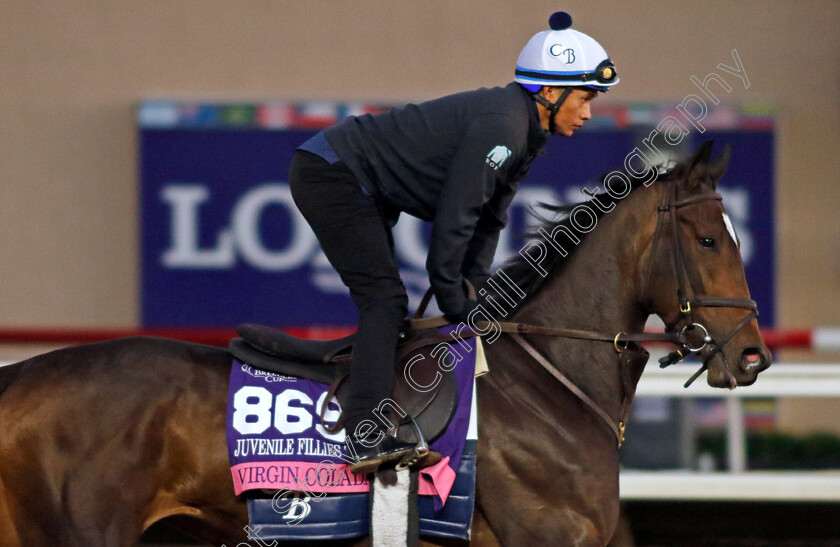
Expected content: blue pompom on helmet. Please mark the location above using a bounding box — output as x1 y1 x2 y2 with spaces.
515 12 618 92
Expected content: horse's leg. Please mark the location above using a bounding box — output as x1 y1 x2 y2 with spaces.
137 342 251 543
476 423 618 547
0 347 179 545
469 505 502 546
0 364 25 545
607 507 635 547
0 480 23 547
0 339 249 546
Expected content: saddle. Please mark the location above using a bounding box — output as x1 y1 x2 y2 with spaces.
229 323 459 444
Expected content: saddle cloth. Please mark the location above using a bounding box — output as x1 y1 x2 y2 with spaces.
226 353 475 501
226 365 477 540
225 327 480 539
229 323 478 444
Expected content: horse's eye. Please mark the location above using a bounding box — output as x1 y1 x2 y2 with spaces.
699 237 715 249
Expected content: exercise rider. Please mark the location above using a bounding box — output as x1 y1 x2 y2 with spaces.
288 11 619 474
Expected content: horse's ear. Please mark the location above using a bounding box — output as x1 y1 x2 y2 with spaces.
685 140 715 192
707 144 732 188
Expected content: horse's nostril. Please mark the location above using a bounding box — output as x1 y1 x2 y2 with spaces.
741 347 763 370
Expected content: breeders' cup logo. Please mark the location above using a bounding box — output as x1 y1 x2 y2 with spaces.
485 145 512 170
240 363 295 383
549 44 575 64
281 495 312 523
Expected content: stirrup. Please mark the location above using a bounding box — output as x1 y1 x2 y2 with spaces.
348 436 416 475
395 416 432 471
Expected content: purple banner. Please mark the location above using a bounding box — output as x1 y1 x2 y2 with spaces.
140 104 775 328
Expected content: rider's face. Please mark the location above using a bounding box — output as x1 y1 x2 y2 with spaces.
541 87 599 136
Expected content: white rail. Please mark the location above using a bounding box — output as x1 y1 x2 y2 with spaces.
620 362 840 500
635 364 840 398
620 471 840 501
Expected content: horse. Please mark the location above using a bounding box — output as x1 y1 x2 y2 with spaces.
0 141 770 546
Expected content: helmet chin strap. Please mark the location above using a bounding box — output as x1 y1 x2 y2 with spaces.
533 87 573 133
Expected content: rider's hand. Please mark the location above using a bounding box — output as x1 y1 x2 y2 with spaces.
444 299 480 324
467 275 490 293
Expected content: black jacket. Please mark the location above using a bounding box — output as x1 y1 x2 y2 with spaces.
325 82 548 315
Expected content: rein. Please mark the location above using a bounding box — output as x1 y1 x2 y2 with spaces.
410 180 759 447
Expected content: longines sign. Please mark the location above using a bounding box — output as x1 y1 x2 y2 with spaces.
139 105 774 328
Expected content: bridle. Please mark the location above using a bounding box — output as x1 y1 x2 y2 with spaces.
410 178 759 446
641 178 759 387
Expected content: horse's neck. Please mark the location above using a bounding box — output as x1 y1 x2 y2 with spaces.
507 184 661 416
515 184 659 334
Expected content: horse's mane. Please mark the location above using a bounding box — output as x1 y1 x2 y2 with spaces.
485 162 678 318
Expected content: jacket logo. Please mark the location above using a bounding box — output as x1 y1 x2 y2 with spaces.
486 145 512 170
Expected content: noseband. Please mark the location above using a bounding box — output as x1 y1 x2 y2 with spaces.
641 179 759 387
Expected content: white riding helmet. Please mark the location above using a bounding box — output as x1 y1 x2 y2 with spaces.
515 12 618 92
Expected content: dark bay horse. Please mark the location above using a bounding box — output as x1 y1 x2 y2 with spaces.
0 142 770 546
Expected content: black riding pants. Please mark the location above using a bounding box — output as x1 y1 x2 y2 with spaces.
289 150 408 437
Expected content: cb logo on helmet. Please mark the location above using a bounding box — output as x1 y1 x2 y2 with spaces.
549 44 576 64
